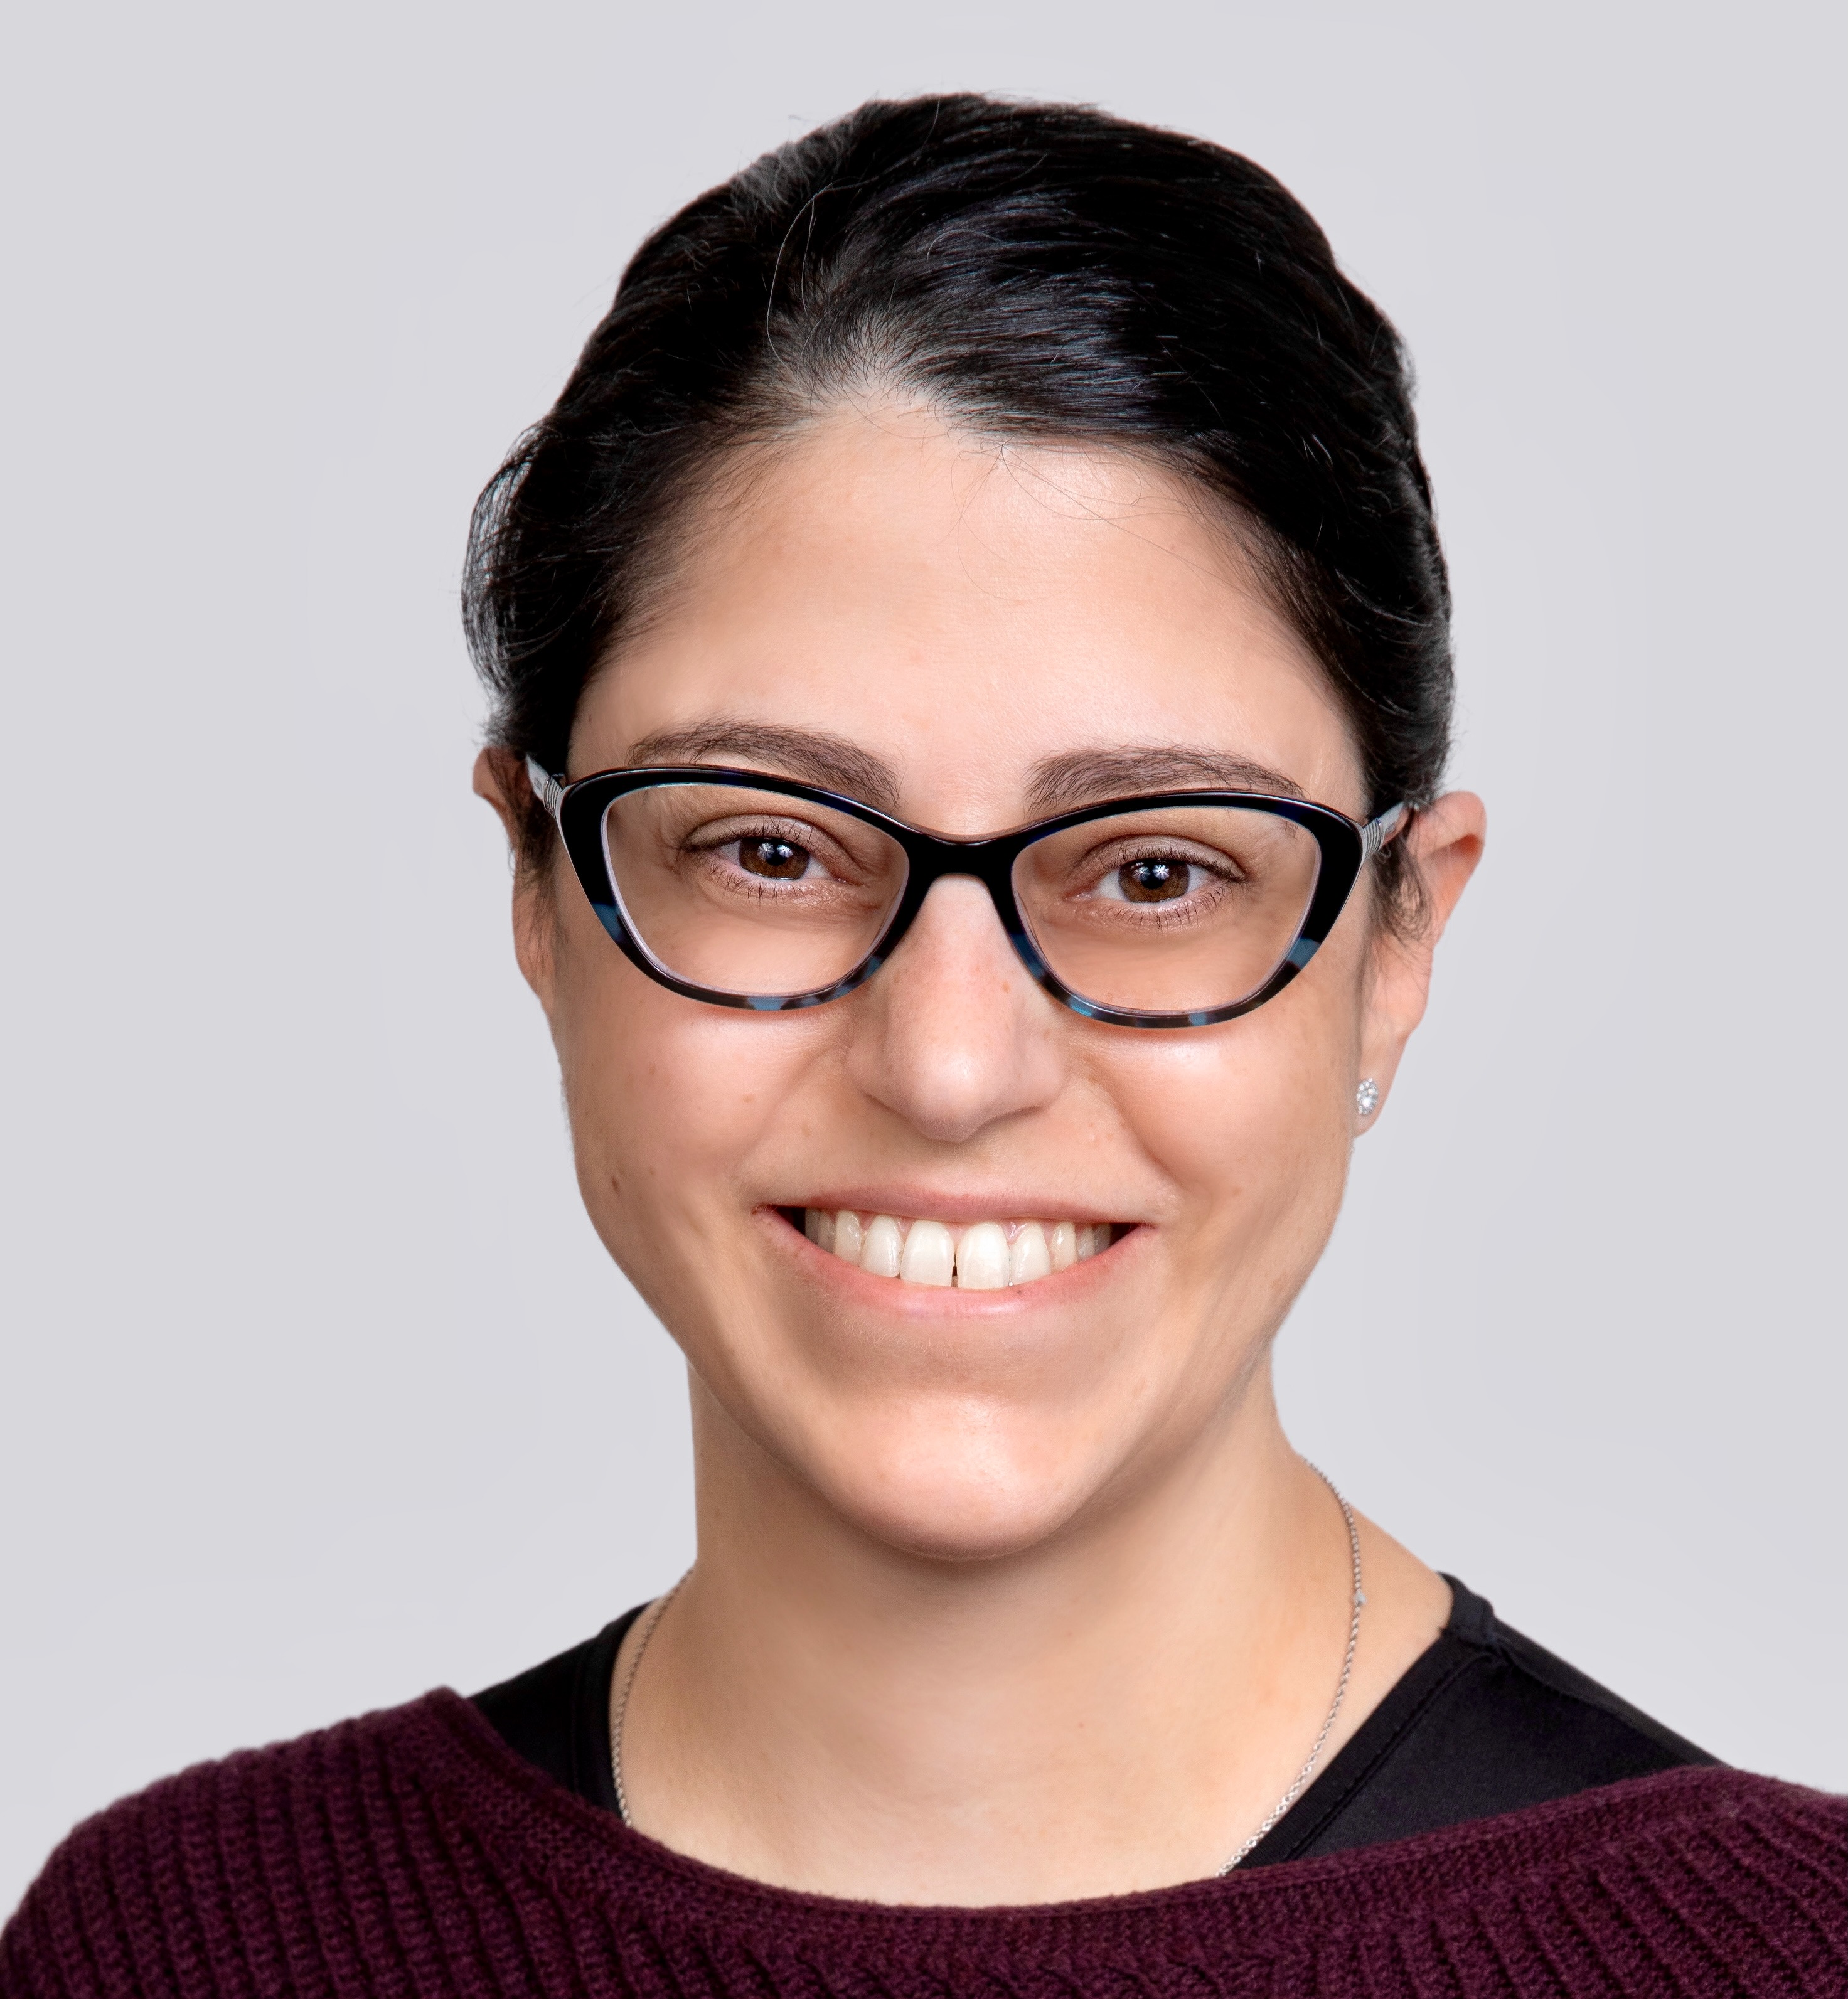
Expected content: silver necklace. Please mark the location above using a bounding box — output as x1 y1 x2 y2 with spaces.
609 1572 686 1827
609 1464 1364 1874
1216 1463 1364 1872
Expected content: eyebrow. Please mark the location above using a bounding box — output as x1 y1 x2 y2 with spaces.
620 722 1305 822
1022 746 1306 816
623 721 903 813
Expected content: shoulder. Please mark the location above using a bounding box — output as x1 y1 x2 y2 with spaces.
1421 1576 1718 1797
471 1613 633 1811
1450 1579 1716 1766
1260 1766 1848 1986
0 1692 501 1999
1151 1768 1848 1997
1261 1576 1720 1864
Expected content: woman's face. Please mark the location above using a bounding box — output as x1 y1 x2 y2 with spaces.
494 405 1473 1562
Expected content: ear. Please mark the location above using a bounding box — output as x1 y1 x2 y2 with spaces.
1354 790 1487 1129
473 747 560 1016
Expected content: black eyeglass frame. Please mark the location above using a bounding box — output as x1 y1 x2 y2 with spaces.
527 759 1407 1031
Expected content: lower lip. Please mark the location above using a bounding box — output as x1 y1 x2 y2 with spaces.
761 1208 1142 1313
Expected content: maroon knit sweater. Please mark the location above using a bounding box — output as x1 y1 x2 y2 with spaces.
3 1688 1844 1998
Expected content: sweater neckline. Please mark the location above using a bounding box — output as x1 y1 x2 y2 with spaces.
409 1682 1783 1936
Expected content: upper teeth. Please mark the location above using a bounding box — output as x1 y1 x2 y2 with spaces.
802 1210 1110 1287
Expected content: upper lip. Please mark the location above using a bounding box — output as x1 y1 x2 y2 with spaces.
772 1188 1135 1225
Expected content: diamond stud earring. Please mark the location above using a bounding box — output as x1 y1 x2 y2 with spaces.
1355 1077 1380 1117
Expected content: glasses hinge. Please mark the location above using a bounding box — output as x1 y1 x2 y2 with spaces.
525 756 565 821
1362 802 1408 860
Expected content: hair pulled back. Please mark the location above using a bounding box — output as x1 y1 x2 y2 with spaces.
465 94 1453 921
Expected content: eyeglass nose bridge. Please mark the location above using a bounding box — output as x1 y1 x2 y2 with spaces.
864 845 1049 993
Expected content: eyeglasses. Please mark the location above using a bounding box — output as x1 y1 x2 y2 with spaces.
527 759 1407 1030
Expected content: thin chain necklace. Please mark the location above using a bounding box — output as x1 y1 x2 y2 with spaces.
608 1462 1364 1875
609 1572 685 1828
1216 1463 1364 1872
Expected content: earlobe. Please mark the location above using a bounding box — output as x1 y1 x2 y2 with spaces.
511 889 560 1018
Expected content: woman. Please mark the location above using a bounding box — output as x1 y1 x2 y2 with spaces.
5 94 1840 1998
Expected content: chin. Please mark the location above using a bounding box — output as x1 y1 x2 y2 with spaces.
786 1398 1132 1565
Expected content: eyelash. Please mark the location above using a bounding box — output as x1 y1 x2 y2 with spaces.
685 822 852 883
1084 846 1242 888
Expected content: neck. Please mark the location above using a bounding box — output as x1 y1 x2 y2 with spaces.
616 1359 1448 1904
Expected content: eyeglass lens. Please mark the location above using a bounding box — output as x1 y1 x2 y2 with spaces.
600 784 1323 1013
1010 805 1320 1013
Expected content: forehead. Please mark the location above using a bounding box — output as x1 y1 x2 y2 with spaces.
574 404 1362 828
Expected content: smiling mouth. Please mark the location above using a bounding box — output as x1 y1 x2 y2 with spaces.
781 1208 1119 1289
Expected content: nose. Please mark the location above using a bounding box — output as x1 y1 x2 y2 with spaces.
843 875 1065 1144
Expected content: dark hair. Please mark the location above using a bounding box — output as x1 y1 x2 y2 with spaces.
464 94 1452 922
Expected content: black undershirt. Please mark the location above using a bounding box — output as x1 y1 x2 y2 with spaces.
473 1576 1714 1869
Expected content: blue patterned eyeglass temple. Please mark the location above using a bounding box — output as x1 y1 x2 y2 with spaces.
527 757 1407 1031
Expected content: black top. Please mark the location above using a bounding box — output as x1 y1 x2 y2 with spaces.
473 1575 1714 1869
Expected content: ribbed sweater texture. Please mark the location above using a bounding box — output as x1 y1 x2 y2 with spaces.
3 1689 1843 1998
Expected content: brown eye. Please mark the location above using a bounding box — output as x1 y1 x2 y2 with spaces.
1118 858 1188 902
740 836 809 879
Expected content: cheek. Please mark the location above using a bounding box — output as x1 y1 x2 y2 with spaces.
549 942 809 1261
1106 976 1355 1306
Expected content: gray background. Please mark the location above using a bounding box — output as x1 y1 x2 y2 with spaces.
3 0 1842 1914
